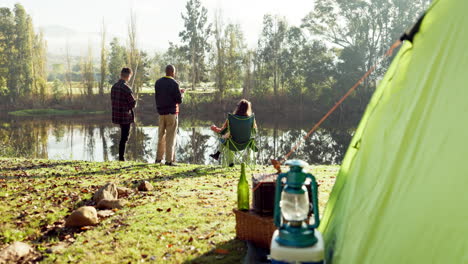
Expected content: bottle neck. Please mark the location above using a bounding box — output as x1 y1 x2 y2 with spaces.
240 164 246 181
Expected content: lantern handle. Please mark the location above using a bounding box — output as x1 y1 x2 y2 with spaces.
273 173 287 227
307 173 320 229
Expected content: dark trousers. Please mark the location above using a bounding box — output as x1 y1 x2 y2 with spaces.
119 124 131 161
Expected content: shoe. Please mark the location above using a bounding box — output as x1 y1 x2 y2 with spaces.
165 162 179 166
119 157 125 161
229 163 234 167
155 159 161 164
209 151 221 160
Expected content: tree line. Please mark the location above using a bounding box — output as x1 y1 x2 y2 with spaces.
0 4 47 103
0 0 431 112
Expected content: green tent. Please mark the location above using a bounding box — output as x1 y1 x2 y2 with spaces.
319 0 468 263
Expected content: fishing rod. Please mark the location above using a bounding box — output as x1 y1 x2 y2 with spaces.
270 39 402 174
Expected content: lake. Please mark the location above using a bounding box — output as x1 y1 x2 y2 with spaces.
0 114 354 165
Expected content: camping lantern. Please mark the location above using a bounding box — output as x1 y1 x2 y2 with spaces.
273 160 320 246
270 160 324 264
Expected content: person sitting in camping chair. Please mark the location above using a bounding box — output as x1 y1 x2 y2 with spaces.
209 99 258 167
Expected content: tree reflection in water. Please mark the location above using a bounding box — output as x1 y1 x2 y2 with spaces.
0 117 353 165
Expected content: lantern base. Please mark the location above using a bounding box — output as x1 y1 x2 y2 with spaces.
270 230 325 264
276 225 318 247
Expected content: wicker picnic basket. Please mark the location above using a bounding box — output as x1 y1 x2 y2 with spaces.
233 173 314 248
252 173 278 216
233 209 277 248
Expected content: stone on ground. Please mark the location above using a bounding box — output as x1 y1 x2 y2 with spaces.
97 210 115 218
138 181 154 191
117 187 133 198
93 182 118 203
0 241 38 264
96 199 126 210
65 206 98 227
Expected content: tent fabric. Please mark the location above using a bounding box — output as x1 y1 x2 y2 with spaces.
319 0 468 263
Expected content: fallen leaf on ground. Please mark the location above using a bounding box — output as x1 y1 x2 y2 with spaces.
214 249 230 255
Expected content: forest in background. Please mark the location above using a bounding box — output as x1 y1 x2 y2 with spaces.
0 0 431 123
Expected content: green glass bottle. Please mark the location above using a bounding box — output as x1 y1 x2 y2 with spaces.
238 163 250 211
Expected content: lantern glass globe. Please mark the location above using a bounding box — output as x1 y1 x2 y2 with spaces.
280 188 309 223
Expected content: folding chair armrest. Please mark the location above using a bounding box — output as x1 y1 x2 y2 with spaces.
220 126 228 135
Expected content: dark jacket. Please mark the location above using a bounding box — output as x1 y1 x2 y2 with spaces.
155 76 182 115
111 79 136 124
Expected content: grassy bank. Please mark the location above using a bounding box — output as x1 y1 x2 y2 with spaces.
0 158 338 263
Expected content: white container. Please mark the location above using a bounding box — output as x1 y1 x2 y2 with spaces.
270 230 325 264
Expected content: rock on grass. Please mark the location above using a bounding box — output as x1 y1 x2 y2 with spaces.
65 206 99 227
96 199 126 210
0 241 38 264
117 187 134 198
97 210 115 218
138 181 154 192
93 182 118 204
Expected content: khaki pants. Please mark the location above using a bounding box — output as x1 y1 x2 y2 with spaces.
156 114 178 162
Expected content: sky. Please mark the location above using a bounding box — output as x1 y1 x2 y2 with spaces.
2 0 315 56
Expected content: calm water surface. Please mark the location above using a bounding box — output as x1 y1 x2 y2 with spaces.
0 115 354 165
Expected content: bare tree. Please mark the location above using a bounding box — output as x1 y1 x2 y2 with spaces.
127 11 139 93
82 44 95 96
213 9 226 100
65 39 73 99
99 19 108 96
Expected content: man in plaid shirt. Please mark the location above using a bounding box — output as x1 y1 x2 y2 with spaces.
111 68 136 161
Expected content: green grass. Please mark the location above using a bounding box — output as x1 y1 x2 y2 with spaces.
8 109 107 116
0 158 338 263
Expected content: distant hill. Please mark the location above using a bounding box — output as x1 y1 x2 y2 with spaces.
39 24 101 57
41 25 77 37
39 24 160 59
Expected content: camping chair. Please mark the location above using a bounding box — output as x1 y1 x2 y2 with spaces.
219 113 258 167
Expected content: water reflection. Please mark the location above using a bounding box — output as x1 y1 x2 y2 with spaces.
0 116 353 165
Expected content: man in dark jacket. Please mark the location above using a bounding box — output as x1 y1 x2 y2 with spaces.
155 65 185 165
111 68 136 161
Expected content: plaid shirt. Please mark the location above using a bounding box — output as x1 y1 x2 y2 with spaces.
111 79 136 124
